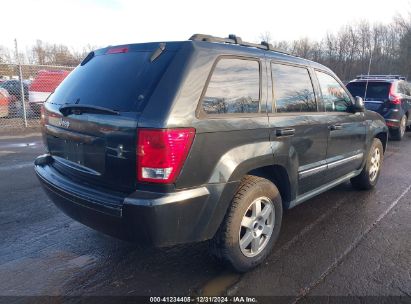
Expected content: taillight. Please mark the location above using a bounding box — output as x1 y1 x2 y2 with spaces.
389 84 401 105
137 128 195 184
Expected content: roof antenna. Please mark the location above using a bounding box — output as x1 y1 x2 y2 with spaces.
364 47 373 101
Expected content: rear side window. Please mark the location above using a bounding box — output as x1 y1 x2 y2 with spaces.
398 81 411 96
202 58 260 115
407 83 411 96
346 81 391 100
47 51 175 112
271 64 316 113
316 71 352 112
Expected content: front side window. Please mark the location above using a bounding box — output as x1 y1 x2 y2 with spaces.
316 71 352 112
271 64 316 113
202 58 260 115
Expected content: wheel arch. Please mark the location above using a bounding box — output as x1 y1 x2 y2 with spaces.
248 165 292 209
375 131 388 153
207 163 293 241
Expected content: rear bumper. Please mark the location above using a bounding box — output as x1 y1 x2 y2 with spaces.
35 154 234 247
385 119 401 128
29 102 43 114
382 108 405 128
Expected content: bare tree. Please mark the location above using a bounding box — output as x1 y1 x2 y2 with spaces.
259 31 273 44
11 11 411 79
262 12 411 81
0 46 12 63
31 40 48 65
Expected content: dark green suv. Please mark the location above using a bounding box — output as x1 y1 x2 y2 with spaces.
35 34 388 272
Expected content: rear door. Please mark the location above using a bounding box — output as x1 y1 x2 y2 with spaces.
269 62 329 195
42 44 178 193
315 71 366 182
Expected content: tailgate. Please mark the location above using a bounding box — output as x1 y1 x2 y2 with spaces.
43 103 138 193
40 44 178 193
364 99 386 113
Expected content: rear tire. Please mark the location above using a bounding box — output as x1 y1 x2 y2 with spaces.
210 176 282 272
29 103 41 118
350 138 383 190
390 115 406 141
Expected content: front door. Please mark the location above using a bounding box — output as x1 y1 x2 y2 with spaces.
315 71 367 182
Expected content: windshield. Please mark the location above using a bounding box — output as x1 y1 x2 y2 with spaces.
47 50 175 112
346 82 391 100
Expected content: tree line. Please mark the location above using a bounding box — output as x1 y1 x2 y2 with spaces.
0 40 96 67
261 12 411 81
1 11 410 80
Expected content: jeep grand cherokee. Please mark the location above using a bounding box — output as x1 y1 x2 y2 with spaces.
35 34 388 272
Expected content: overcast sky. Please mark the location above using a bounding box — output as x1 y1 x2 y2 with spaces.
3 0 411 52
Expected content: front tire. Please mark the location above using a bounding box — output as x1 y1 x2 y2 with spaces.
350 138 383 190
211 176 283 272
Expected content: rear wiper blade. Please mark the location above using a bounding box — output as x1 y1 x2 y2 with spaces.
59 104 120 116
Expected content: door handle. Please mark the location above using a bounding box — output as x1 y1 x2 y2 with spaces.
276 128 295 137
329 124 343 131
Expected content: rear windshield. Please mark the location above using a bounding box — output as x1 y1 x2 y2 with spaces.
47 50 175 112
346 82 391 100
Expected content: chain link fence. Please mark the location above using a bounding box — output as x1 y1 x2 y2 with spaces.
0 63 75 129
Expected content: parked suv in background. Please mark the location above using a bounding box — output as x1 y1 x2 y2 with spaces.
35 35 388 272
0 79 29 116
346 75 411 140
29 70 70 115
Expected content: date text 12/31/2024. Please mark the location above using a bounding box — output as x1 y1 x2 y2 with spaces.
149 296 258 303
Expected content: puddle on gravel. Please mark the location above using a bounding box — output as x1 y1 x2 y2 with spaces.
0 142 39 149
199 271 241 296
0 151 16 155
68 255 97 268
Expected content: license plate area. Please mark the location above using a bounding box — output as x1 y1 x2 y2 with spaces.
63 140 85 165
365 102 383 112
47 135 105 174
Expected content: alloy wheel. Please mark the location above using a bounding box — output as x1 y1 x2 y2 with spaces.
369 147 381 182
239 197 275 257
400 116 406 138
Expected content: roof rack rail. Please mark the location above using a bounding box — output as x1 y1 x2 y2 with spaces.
356 75 407 80
189 34 290 55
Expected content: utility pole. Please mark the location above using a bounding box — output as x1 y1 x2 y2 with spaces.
14 39 28 127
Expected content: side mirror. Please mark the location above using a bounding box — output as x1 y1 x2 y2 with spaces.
354 96 365 112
